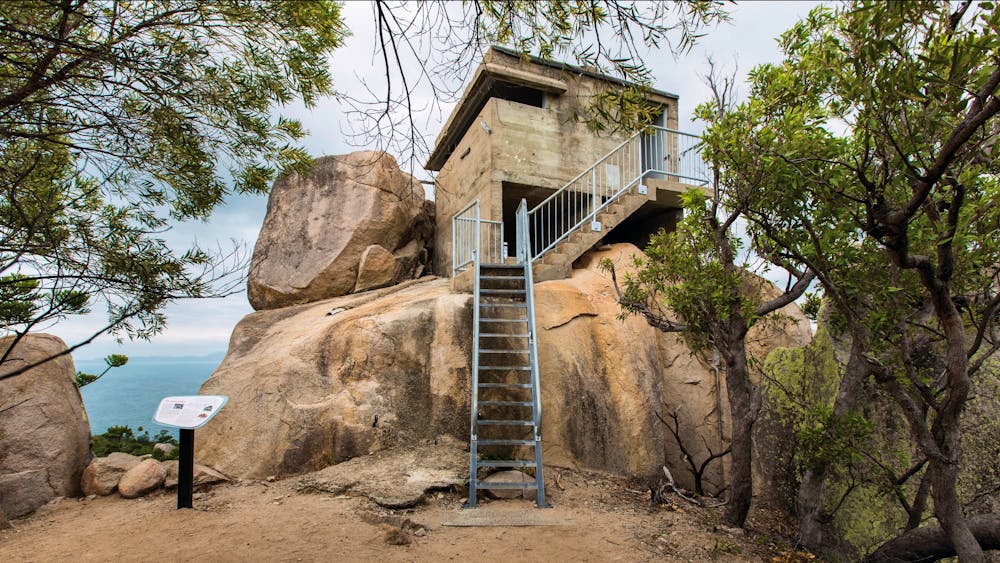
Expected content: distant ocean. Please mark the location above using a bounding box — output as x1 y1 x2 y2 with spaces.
77 354 223 439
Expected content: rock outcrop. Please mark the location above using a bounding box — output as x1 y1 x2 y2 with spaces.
198 243 811 490
298 442 467 508
0 334 91 519
162 461 228 489
247 151 433 310
198 277 472 478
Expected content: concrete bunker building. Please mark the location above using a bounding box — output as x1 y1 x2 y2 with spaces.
427 46 710 280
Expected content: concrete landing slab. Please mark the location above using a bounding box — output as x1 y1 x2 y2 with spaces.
442 505 575 527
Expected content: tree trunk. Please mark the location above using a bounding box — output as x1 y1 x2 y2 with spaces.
929 459 984 561
928 289 983 561
864 513 1000 563
722 344 760 527
796 328 871 551
906 471 931 531
796 467 827 549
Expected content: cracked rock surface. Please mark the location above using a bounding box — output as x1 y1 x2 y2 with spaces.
298 443 467 508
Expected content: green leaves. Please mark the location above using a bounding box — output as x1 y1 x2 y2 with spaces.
74 354 128 388
0 0 346 362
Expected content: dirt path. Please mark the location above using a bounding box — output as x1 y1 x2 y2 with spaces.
0 469 799 562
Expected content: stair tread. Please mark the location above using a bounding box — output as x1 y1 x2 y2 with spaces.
480 303 527 308
480 264 523 269
480 276 525 281
481 289 526 294
479 333 529 337
478 419 534 426
479 349 530 353
479 366 531 370
476 460 537 468
479 318 527 322
479 401 533 407
477 439 535 445
478 382 532 388
474 481 536 490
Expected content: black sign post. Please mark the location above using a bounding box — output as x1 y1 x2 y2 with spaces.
152 395 227 510
177 428 195 509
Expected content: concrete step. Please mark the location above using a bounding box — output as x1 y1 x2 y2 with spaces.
531 189 649 282
533 262 571 283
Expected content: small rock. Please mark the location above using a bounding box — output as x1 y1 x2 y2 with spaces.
266 475 277 482
717 525 744 536
413 528 427 537
382 526 411 546
118 459 166 499
81 453 142 496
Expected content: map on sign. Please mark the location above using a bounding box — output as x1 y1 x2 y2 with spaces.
153 396 227 429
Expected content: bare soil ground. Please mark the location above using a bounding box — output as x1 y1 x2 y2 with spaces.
0 468 808 562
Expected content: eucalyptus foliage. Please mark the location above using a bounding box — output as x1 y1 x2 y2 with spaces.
698 1 1000 559
0 0 346 375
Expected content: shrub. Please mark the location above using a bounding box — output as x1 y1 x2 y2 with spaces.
91 425 179 460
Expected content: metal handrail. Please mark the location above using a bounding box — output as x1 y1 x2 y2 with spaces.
452 199 505 275
526 126 708 261
516 198 547 506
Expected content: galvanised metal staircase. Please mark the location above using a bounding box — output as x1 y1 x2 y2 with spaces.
454 200 548 508
451 126 708 508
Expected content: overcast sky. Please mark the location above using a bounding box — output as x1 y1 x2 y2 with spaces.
60 1 822 361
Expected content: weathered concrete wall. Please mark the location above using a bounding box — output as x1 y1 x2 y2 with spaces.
433 102 498 275
431 46 681 275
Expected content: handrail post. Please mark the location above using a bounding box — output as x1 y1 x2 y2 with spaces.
451 213 458 275
465 199 482 508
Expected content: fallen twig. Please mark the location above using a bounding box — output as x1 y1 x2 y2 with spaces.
657 466 728 508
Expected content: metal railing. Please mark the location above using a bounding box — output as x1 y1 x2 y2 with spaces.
527 126 708 261
641 126 711 186
452 199 505 274
516 198 547 506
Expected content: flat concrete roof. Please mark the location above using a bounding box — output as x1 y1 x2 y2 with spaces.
490 46 679 100
425 46 679 171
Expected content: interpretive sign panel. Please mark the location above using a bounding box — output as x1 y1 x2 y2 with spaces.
154 395 227 429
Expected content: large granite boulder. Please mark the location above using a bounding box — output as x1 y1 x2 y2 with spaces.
199 244 811 490
198 277 471 478
0 334 91 518
538 247 810 487
247 151 433 310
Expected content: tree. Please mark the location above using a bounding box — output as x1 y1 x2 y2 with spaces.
698 1 1000 558
0 0 348 376
604 182 814 527
350 0 729 166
